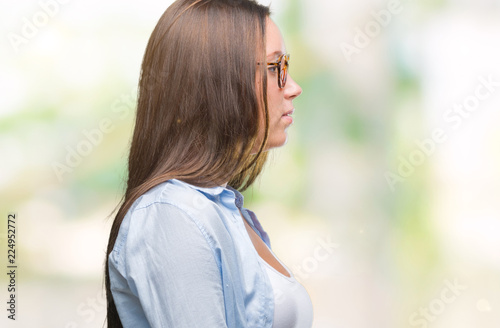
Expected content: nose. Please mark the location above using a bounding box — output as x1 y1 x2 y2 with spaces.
284 74 302 100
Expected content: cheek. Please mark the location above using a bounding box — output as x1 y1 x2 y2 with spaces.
267 89 283 120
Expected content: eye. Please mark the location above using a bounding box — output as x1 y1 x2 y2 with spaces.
267 66 278 73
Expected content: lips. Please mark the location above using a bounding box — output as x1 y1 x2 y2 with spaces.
281 108 294 125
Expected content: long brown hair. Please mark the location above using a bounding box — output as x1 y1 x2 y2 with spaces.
103 0 271 326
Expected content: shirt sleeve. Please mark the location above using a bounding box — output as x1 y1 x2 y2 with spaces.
124 202 228 328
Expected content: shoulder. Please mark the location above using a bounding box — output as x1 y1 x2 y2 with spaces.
133 179 218 218
127 179 225 242
111 179 229 261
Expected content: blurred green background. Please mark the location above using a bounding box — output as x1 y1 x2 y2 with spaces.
1 0 500 327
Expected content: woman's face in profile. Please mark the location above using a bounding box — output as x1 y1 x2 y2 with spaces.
254 18 303 153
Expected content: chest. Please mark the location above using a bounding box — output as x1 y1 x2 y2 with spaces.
240 211 291 278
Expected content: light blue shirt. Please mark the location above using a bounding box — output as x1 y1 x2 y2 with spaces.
108 178 275 327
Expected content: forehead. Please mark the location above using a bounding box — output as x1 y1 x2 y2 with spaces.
265 18 286 58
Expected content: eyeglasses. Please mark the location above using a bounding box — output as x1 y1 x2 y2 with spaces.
265 53 290 89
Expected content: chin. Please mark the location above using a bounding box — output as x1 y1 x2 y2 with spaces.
266 133 288 150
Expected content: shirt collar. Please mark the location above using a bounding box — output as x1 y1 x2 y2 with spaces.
170 178 244 209
170 178 226 196
226 186 244 209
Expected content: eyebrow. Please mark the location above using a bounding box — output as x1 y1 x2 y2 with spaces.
266 50 284 59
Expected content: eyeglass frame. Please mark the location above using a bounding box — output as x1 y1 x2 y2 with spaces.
258 53 290 89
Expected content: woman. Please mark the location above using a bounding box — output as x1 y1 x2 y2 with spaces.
104 0 313 327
